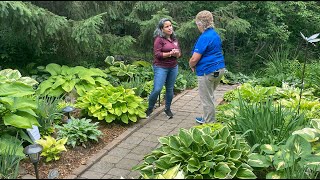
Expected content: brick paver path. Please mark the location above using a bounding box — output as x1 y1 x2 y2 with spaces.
42 84 237 179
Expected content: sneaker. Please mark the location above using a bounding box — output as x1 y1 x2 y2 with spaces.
195 117 205 124
164 109 173 119
146 108 153 118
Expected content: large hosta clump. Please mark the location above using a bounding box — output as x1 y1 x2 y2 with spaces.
0 69 39 129
133 126 256 179
76 85 147 124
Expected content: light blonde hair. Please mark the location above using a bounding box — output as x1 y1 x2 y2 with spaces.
195 10 214 30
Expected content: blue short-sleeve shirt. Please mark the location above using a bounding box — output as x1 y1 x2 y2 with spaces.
192 28 225 76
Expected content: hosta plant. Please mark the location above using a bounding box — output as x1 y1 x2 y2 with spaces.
133 126 256 179
140 164 185 179
76 85 147 124
248 135 320 179
35 136 68 162
37 63 110 97
0 70 39 130
55 117 102 148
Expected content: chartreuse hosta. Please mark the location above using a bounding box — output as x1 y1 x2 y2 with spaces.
0 69 39 130
37 63 110 97
133 126 256 179
76 85 147 124
248 119 320 179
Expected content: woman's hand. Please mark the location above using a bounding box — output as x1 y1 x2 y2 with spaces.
171 49 180 57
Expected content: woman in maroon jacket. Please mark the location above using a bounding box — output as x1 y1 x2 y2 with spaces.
146 18 181 119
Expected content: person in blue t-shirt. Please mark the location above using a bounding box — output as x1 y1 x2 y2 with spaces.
189 10 226 124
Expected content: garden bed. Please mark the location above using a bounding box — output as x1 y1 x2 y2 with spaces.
18 122 129 179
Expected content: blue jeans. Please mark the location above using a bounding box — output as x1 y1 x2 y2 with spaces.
148 65 178 110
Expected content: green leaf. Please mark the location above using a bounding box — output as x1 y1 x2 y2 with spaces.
247 153 271 168
219 126 230 141
120 114 128 124
214 162 231 179
202 134 215 148
4 113 39 129
51 77 66 89
178 128 193 147
229 149 242 160
154 159 171 170
212 143 227 153
169 136 181 150
192 128 204 144
61 79 77 92
46 63 61 76
236 167 257 179
158 136 169 145
260 144 278 154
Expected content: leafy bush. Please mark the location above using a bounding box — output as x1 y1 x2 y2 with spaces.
37 63 110 97
35 96 64 136
248 135 320 179
0 137 24 179
227 96 307 147
35 136 68 162
133 126 256 179
55 117 102 148
76 85 147 124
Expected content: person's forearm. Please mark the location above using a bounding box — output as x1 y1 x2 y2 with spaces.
189 57 198 67
189 52 201 68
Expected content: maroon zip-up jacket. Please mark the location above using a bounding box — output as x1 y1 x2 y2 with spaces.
153 36 181 68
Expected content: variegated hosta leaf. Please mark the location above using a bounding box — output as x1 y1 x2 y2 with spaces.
191 128 204 144
261 144 279 154
273 151 293 170
248 153 271 168
169 136 181 150
236 167 257 179
178 128 193 147
214 162 231 179
0 69 21 80
229 149 242 160
219 126 230 141
285 135 312 158
266 171 285 179
158 136 170 146
292 128 319 142
299 154 320 171
311 118 320 130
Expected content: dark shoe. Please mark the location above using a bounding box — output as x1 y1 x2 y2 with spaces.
146 108 153 118
195 117 205 124
164 109 173 119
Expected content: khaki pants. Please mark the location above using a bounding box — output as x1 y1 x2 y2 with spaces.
197 68 225 123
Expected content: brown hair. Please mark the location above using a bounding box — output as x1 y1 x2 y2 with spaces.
195 10 214 30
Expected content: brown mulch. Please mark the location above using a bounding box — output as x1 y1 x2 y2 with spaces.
18 121 130 179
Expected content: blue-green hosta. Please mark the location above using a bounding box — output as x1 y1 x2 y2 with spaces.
76 85 147 124
55 117 102 148
133 126 256 179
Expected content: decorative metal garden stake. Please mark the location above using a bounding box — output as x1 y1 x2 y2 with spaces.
23 144 43 179
298 32 320 114
62 106 75 123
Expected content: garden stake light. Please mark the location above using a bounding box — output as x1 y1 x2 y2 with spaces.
23 144 43 179
298 32 320 114
62 106 75 123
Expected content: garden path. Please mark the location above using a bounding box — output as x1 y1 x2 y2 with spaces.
17 84 237 179
61 84 238 179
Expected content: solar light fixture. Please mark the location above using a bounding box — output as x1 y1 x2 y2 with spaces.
62 106 75 123
23 144 43 179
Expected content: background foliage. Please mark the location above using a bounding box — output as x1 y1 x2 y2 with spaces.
1 1 320 74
